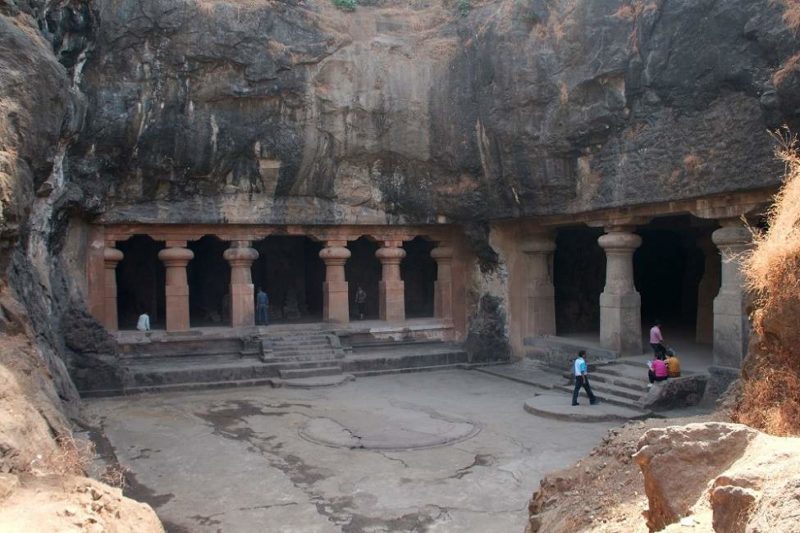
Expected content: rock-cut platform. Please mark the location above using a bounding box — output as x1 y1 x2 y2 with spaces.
524 394 650 422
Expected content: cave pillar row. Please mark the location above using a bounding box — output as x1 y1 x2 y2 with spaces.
319 241 351 323
376 240 406 322
521 232 557 337
158 241 194 332
103 243 124 332
696 236 721 344
224 241 259 328
711 218 753 385
598 226 643 356
431 244 453 321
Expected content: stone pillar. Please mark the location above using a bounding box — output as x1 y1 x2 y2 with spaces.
430 245 453 321
376 240 406 322
319 241 351 323
521 233 556 337
224 241 259 328
711 219 752 384
158 242 194 332
103 244 124 332
696 237 720 344
598 227 642 356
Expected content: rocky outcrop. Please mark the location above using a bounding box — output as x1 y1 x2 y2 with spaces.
634 422 800 532
633 422 756 530
639 375 708 412
64 0 798 226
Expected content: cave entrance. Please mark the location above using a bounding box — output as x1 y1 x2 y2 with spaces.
402 237 436 318
634 215 716 360
553 226 605 340
346 237 380 320
187 235 231 327
116 235 166 330
251 236 324 323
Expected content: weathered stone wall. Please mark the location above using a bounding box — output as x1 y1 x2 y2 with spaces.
65 0 797 227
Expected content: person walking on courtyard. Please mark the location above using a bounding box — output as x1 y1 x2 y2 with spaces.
256 287 269 326
572 350 598 406
136 312 150 332
649 320 666 359
355 284 367 320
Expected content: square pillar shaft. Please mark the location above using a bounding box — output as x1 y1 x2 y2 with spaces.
102 245 124 331
522 234 556 337
711 221 752 373
376 241 406 322
320 241 351 323
598 228 642 356
431 245 453 320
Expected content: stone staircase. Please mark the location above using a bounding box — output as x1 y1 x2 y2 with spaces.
559 360 649 410
261 332 352 384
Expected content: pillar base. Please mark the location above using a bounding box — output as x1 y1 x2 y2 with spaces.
323 281 350 323
379 280 405 322
599 291 642 356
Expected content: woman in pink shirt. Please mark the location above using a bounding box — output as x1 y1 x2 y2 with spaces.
649 320 666 360
648 357 669 384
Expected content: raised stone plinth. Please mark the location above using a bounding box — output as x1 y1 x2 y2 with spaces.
524 394 648 422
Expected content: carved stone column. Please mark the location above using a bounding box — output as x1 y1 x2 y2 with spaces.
696 237 720 344
711 219 752 383
521 233 556 337
158 242 194 332
598 227 642 356
430 245 453 321
376 240 406 322
103 244 124 332
224 241 259 328
319 241 351 323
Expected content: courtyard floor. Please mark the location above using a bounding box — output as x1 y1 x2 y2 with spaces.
83 370 616 533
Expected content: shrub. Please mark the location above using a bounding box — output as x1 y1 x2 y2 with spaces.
333 0 357 11
457 0 470 16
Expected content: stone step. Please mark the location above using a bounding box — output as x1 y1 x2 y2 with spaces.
270 340 331 347
275 374 355 389
342 349 468 373
279 366 342 379
350 339 443 351
554 384 642 409
561 370 649 392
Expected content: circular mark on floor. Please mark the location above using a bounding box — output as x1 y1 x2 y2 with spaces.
298 406 481 450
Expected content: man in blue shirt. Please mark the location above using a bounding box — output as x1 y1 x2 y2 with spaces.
256 287 269 325
572 350 599 406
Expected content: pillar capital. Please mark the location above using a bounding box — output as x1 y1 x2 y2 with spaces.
158 246 194 266
375 245 406 264
712 220 752 252
598 229 642 251
223 245 259 266
103 246 123 266
430 245 454 261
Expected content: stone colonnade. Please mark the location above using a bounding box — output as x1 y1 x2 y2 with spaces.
96 227 457 333
519 214 754 380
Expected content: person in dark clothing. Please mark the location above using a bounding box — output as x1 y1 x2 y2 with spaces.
572 350 599 406
256 287 269 325
355 285 367 320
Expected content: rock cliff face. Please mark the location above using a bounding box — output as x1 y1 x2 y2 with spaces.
65 0 798 226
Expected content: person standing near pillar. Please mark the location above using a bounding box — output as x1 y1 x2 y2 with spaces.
256 287 269 326
649 320 666 359
572 350 599 406
355 284 367 320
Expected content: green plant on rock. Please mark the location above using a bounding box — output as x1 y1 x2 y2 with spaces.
457 0 470 16
333 0 358 11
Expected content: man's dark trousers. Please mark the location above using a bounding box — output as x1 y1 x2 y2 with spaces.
572 376 597 405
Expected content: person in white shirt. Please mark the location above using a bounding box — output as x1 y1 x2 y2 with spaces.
136 312 150 331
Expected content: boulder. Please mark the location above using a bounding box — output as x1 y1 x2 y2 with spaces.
639 375 708 411
633 422 757 530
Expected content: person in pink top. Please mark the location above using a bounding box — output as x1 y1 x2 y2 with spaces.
648 357 669 385
649 320 666 360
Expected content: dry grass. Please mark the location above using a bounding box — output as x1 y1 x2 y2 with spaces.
733 132 800 436
776 0 800 33
26 434 95 477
